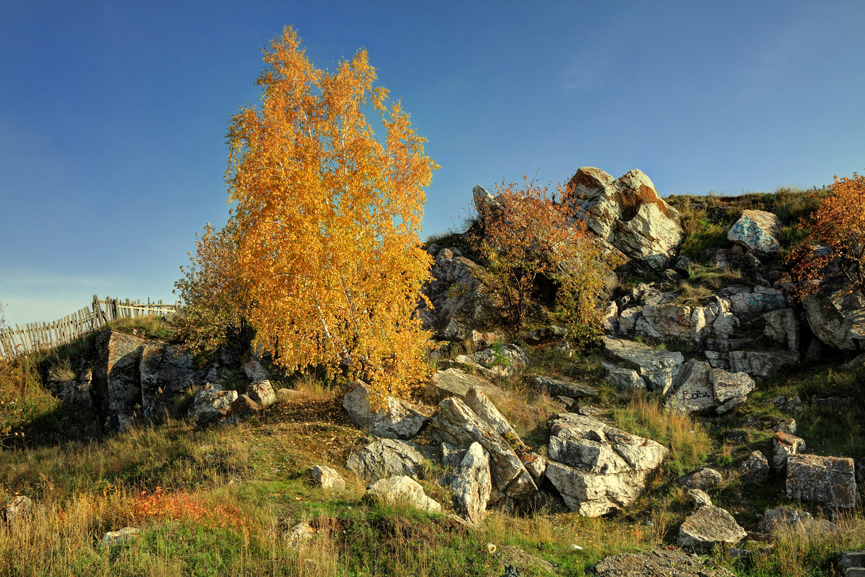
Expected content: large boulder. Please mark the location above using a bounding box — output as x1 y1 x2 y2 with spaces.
786 454 857 508
729 350 800 378
448 442 492 526
346 438 426 482
739 451 770 483
309 465 346 491
759 506 838 536
427 397 538 500
566 167 683 268
93 331 149 429
418 248 491 340
677 505 747 553
603 337 684 394
429 369 500 403
342 381 428 440
188 384 237 425
804 290 865 350
544 413 667 517
727 210 782 256
366 476 441 513
532 376 598 399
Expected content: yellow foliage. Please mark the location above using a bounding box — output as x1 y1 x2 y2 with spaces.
224 26 437 400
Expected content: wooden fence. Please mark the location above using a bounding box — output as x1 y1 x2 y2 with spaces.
0 295 180 360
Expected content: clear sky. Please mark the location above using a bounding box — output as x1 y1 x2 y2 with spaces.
1 1 863 327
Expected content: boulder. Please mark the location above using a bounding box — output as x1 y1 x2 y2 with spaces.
727 210 782 255
593 549 735 577
603 337 684 394
448 442 492 526
760 506 838 536
247 380 276 407
804 290 865 350
739 451 770 483
427 397 537 500
102 527 141 547
342 381 428 440
679 467 722 491
309 465 346 491
666 361 755 415
526 325 568 344
725 286 789 316
366 475 441 513
3 496 33 523
603 364 646 390
566 167 683 268
677 505 747 553
786 454 857 508
772 431 805 472
470 330 505 348
470 344 529 378
545 413 668 517
188 384 237 425
139 343 197 419
418 249 490 340
463 386 518 440
346 438 426 482
242 359 270 382
688 488 713 508
838 551 865 575
229 394 261 416
762 309 800 351
636 304 709 348
93 331 148 429
533 376 598 398
472 184 500 218
284 522 314 546
429 369 499 403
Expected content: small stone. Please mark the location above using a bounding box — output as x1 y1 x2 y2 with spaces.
309 465 346 491
679 467 723 490
283 522 314 546
739 451 770 484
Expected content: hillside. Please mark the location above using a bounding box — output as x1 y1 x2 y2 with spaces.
1 167 863 577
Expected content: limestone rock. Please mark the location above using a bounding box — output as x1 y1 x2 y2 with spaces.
772 431 806 472
470 344 529 378
688 488 713 508
593 549 735 577
188 384 237 425
284 522 314 546
545 413 667 517
760 506 838 536
229 394 261 416
667 360 715 414
427 397 537 500
342 381 428 440
139 343 197 420
679 467 722 490
93 331 148 429
309 465 346 491
533 376 598 398
102 527 141 547
418 249 490 340
567 167 683 268
603 363 646 389
472 185 500 218
449 442 492 526
678 505 746 553
739 451 770 483
805 290 865 351
729 350 799 378
346 438 426 482
247 380 276 407
763 309 800 351
838 551 865 574
498 545 558 576
786 454 857 508
429 369 499 403
3 496 32 523
603 337 683 394
727 210 782 255
725 286 789 316
366 475 441 513
637 304 709 347
242 359 269 382
526 325 568 344
463 386 517 439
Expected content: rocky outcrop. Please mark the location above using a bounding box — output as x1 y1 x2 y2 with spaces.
805 290 865 350
786 454 857 508
603 337 683 394
247 381 276 407
448 442 492 526
666 360 755 415
544 413 667 517
727 210 782 256
309 465 346 491
468 344 529 378
418 248 492 340
342 381 428 440
346 439 426 482
428 369 500 403
677 505 747 553
93 331 149 429
532 376 598 399
729 350 799 378
139 343 196 419
759 506 838 536
427 397 538 500
566 167 683 268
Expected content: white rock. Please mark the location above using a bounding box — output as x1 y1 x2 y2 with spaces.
366 476 441 513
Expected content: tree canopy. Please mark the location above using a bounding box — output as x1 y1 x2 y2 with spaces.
223 26 437 399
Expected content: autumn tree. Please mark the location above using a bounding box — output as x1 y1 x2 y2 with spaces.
786 172 865 298
470 175 609 347
224 26 437 399
173 218 249 354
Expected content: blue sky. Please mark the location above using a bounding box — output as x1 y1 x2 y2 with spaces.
1 1 863 326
